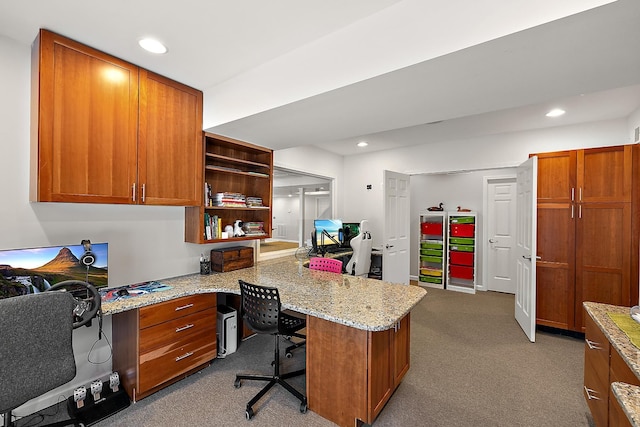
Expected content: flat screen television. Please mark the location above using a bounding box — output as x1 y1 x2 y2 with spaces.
314 219 343 250
0 242 108 299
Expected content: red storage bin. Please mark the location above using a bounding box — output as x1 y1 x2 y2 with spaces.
450 223 475 237
449 251 473 266
421 222 443 236
450 265 474 280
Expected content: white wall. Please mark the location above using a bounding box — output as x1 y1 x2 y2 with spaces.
0 35 248 417
271 196 299 241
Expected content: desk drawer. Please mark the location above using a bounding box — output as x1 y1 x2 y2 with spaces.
139 330 217 393
140 294 216 329
139 307 216 354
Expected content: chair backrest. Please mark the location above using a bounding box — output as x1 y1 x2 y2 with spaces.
0 292 76 413
346 220 373 277
308 257 343 273
239 280 282 335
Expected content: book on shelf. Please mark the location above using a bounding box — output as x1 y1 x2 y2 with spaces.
246 196 263 207
213 192 247 207
204 213 220 240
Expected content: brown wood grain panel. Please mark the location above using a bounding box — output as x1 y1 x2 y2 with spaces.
34 29 138 203
578 145 632 203
368 328 393 421
111 309 140 401
535 150 575 202
307 315 368 427
139 294 216 329
393 314 411 385
138 69 203 206
536 267 571 329
584 313 610 427
609 387 633 427
610 348 640 386
139 307 216 354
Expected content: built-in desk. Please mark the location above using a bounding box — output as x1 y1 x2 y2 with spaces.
104 257 426 427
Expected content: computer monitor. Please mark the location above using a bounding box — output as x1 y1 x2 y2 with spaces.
341 222 360 247
0 242 108 299
313 219 343 252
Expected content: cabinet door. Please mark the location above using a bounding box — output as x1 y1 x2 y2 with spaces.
368 328 393 422
138 70 203 206
535 151 576 329
584 313 610 427
577 146 632 204
34 30 138 203
575 203 631 330
393 314 410 386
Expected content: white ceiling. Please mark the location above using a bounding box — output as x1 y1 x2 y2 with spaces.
1 0 639 157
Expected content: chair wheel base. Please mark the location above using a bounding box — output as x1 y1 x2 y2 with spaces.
300 402 308 413
234 378 241 388
245 407 254 420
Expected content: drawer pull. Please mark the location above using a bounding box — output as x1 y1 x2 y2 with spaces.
175 303 194 311
584 386 600 400
585 339 601 350
175 352 194 362
176 324 195 333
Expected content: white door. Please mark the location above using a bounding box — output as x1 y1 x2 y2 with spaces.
383 170 410 285
515 157 538 342
486 178 517 294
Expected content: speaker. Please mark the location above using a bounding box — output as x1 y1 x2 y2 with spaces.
80 239 96 266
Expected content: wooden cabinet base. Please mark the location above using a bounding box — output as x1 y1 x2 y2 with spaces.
306 314 410 427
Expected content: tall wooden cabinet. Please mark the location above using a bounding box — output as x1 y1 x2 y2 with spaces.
31 29 202 205
535 145 638 332
185 133 272 244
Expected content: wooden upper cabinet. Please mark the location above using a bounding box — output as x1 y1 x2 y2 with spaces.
578 145 632 203
138 70 203 206
31 29 203 206
32 29 138 203
535 150 576 203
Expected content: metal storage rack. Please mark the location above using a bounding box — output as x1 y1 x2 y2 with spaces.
419 211 446 289
446 212 477 294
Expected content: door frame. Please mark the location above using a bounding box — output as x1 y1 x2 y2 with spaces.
482 174 517 292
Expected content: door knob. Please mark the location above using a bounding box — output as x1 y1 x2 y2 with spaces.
385 244 394 249
488 238 497 243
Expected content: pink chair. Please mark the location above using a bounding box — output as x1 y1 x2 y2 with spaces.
308 257 343 274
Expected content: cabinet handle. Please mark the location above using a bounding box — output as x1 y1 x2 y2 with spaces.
175 351 194 362
141 184 146 203
176 324 194 333
579 187 583 202
579 204 582 219
175 303 194 311
571 205 574 219
571 188 575 201
132 183 136 202
585 339 601 350
584 386 600 400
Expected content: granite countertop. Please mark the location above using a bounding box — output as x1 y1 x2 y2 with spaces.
612 382 640 426
584 302 640 378
102 257 427 331
584 302 640 426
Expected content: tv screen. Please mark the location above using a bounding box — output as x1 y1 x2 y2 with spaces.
314 219 342 247
0 242 108 299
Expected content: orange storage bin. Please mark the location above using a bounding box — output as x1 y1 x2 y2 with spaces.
450 265 474 280
421 222 443 236
450 223 475 237
449 251 473 266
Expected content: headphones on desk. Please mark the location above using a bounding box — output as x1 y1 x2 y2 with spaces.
80 239 96 267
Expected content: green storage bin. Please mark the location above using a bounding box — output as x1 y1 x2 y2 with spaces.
420 275 442 284
421 248 443 256
449 244 474 252
450 216 475 224
420 255 443 263
421 241 443 250
450 237 474 245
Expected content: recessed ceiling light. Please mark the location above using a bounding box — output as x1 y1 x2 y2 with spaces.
357 141 368 147
546 108 566 117
138 38 167 54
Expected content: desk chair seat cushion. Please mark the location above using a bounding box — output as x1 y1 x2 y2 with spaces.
0 292 76 413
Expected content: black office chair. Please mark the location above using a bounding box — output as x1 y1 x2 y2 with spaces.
0 281 101 427
234 280 308 420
